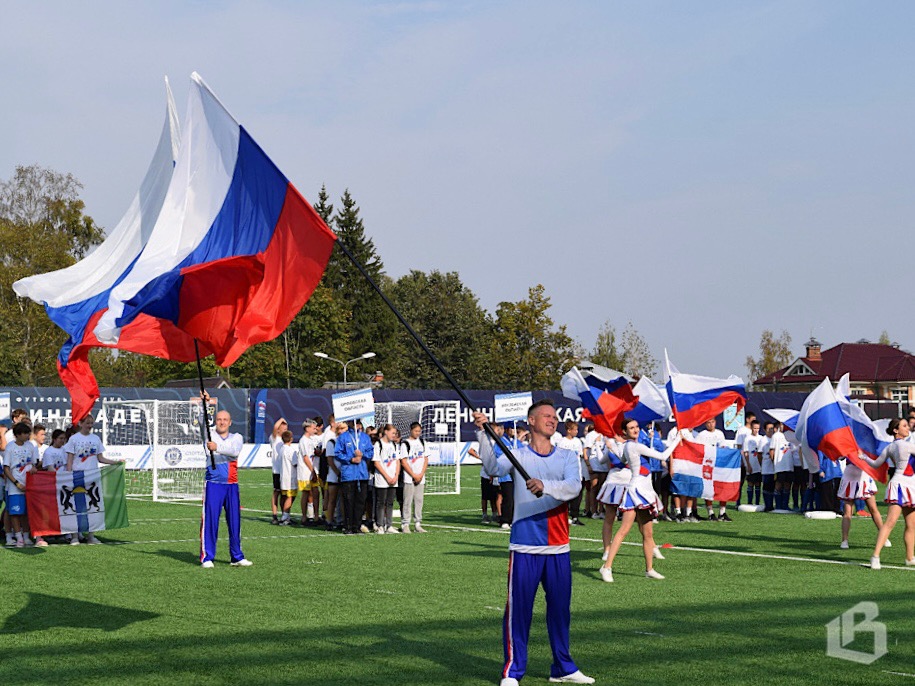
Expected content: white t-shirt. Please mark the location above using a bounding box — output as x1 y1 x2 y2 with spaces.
557 436 585 479
297 434 320 483
550 432 563 447
584 431 609 473
769 431 791 473
64 433 105 471
271 436 284 474
759 436 774 475
399 437 427 486
743 434 761 473
373 440 399 489
325 438 340 484
734 425 751 450
279 443 298 490
4 441 38 495
695 429 726 447
42 445 68 472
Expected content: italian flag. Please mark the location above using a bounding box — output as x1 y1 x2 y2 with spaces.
26 464 129 537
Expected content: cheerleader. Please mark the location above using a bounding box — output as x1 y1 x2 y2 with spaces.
862 419 915 569
837 455 885 551
600 419 680 582
595 434 628 565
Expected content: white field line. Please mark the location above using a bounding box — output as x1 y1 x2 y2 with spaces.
423 524 915 572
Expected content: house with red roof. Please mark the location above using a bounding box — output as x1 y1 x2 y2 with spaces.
753 338 915 402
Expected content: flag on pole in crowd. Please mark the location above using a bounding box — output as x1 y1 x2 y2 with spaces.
626 376 671 424
12 79 204 424
561 365 636 437
26 464 129 537
835 374 892 468
764 408 799 431
664 350 747 429
795 377 884 481
670 441 742 501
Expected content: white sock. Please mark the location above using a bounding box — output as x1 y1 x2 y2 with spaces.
15 531 23 542
706 505 714 515
719 506 727 516
674 507 681 516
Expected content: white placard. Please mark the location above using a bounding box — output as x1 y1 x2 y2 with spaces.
494 392 532 422
0 392 9 422
332 388 376 423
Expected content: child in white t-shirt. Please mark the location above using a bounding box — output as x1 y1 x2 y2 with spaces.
4 423 39 547
41 430 69 472
278 430 298 525
64 415 118 545
399 422 428 533
372 424 401 534
557 421 586 525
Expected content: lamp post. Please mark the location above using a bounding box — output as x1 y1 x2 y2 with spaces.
314 351 376 387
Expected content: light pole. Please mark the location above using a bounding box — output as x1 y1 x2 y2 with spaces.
314 351 376 387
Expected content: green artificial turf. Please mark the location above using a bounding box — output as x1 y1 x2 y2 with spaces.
1 469 912 685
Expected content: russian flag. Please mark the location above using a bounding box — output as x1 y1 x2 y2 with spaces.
664 350 746 429
89 73 336 381
794 377 883 481
561 365 636 437
671 441 742 501
835 374 891 477
13 79 205 422
626 376 671 424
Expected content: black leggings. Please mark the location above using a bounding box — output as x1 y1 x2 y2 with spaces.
341 480 368 533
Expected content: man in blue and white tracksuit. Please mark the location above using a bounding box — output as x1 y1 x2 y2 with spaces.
474 401 595 686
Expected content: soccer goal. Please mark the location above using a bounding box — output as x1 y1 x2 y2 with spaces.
100 399 210 501
373 400 462 495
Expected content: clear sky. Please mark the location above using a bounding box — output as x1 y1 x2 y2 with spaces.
3 1 914 381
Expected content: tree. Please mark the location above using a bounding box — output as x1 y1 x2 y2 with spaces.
746 329 793 381
878 330 891 346
386 270 492 388
590 320 624 371
312 183 334 226
0 165 105 384
485 284 579 390
619 322 658 378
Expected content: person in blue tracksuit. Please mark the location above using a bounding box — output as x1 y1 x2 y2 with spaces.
474 401 594 686
335 420 374 535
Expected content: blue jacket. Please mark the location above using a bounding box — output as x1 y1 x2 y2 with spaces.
639 429 666 473
819 452 842 481
336 429 373 482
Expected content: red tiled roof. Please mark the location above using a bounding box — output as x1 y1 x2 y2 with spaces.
755 343 915 385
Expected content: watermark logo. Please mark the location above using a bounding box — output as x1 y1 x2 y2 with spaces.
826 601 887 665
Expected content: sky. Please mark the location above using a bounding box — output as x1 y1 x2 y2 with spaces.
3 1 914 381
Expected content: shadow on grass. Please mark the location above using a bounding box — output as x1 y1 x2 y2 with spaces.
129 547 202 566
0 593 159 634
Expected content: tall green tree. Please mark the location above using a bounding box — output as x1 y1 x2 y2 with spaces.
0 165 104 384
590 320 624 371
746 329 793 382
485 284 579 390
619 322 658 378
386 270 492 388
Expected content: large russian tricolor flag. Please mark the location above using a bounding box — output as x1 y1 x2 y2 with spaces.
626 375 671 424
664 350 746 429
835 374 891 478
13 80 205 423
26 464 129 537
561 365 636 437
93 73 337 369
670 441 742 501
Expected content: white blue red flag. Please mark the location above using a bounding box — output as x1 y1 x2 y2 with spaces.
13 79 202 422
561 365 636 437
670 441 742 501
626 376 671 424
835 374 891 471
794 377 883 481
664 350 746 429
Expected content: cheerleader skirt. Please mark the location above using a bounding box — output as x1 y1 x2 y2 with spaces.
885 474 915 508
837 470 877 502
596 470 629 507
618 475 663 515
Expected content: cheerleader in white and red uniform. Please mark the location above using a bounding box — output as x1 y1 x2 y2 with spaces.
837 457 885 551
863 418 915 569
600 419 679 582
595 434 628 564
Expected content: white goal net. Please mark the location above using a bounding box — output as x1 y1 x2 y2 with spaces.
101 399 210 501
373 400 461 495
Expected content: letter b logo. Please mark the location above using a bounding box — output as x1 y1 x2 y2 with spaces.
825 601 887 665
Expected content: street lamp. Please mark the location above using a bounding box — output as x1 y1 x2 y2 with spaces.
313 351 376 387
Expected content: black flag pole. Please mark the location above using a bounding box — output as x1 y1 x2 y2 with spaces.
334 240 535 486
194 339 217 470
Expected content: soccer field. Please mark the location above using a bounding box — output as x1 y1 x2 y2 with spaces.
2 469 913 686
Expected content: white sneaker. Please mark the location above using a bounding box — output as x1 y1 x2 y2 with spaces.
599 566 613 583
500 678 520 686
377 527 386 534
230 558 253 567
22 536 34 546
86 534 101 545
201 560 215 569
401 524 411 534
591 513 601 520
15 538 24 548
840 540 849 549
35 537 48 548
870 556 881 570
414 525 427 533
884 539 892 548
601 550 608 562
70 536 80 546
549 670 595 684
386 526 400 534
501 522 510 530
646 569 665 580
906 558 915 566
653 546 665 560
360 524 370 534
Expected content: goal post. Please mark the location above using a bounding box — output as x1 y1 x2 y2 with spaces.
101 399 208 501
373 400 461 495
